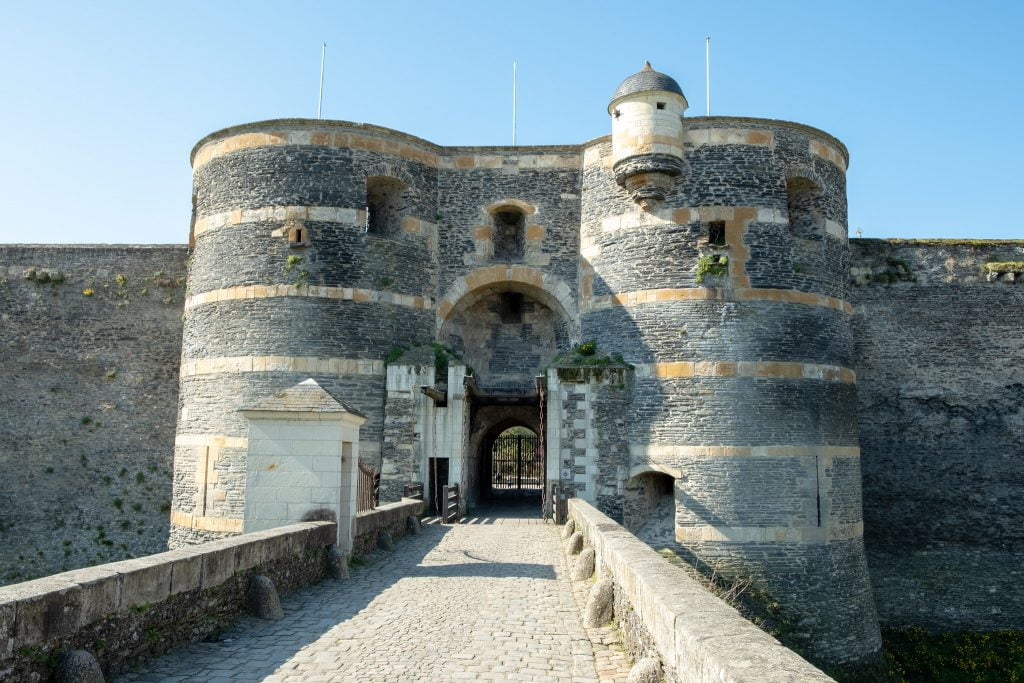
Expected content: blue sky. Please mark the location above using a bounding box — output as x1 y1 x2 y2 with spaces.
1 1 1021 243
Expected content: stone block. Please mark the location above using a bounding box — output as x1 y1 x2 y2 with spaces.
572 548 596 581
561 518 576 539
627 657 661 683
165 548 203 595
377 529 395 551
247 575 284 620
61 566 121 627
200 539 240 589
6 576 82 648
327 545 349 580
114 555 172 609
566 532 584 555
0 591 15 659
54 649 104 683
584 579 614 627
407 515 422 535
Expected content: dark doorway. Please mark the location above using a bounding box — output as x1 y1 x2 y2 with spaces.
489 428 542 496
428 457 449 515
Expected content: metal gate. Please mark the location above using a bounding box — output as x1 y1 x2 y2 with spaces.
491 434 542 492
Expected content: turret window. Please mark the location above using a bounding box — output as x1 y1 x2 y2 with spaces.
365 176 408 236
656 102 666 110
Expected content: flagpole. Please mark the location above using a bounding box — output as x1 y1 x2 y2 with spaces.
317 43 326 119
705 36 711 116
512 60 518 146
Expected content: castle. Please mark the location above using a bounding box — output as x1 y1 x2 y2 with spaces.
1 64 1021 669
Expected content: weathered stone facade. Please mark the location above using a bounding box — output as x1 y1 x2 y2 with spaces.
0 246 187 585
2 64 1022 669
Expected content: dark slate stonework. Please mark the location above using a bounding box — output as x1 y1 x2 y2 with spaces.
182 299 433 360
579 119 881 668
630 377 859 446
850 239 1024 629
583 301 853 366
0 246 188 586
189 221 435 297
436 157 581 300
4 103 1021 673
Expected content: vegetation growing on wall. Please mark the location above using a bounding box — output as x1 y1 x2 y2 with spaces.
695 254 728 283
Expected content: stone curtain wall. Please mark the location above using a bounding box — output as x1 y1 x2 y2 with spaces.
850 239 1024 628
0 521 335 682
0 245 188 586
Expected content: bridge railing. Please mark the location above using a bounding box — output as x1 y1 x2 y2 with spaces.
441 483 460 523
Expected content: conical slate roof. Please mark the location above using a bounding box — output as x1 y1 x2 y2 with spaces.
240 378 366 417
611 61 684 103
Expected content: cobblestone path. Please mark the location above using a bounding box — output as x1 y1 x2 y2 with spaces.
117 516 629 682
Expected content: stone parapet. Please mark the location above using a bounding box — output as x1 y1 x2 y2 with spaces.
0 522 335 682
567 499 832 682
352 499 426 556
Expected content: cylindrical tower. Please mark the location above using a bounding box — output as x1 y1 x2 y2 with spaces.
580 69 881 666
607 62 688 209
170 120 439 547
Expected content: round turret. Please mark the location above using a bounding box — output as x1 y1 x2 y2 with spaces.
608 62 689 208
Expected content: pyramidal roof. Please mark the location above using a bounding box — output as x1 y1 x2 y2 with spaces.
240 378 366 417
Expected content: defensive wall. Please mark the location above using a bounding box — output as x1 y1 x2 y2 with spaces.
849 239 1024 628
3 239 1019 634
0 245 188 586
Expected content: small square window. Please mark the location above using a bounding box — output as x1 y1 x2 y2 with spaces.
288 225 308 247
656 102 666 110
708 221 726 247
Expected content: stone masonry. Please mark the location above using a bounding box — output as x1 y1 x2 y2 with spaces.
1 63 1021 671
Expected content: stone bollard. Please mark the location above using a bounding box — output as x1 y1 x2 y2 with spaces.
377 529 395 551
571 547 596 581
407 515 422 535
247 575 284 620
327 545 349 580
54 650 104 683
584 579 614 627
565 531 584 555
561 518 576 539
627 657 662 683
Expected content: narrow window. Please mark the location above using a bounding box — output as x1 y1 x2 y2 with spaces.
492 208 525 261
365 176 408 236
499 292 524 324
708 221 726 247
288 225 307 247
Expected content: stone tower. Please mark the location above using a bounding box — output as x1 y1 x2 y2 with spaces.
579 64 882 665
170 122 440 547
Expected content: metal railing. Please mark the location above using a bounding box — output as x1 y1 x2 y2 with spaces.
357 462 380 512
440 483 460 523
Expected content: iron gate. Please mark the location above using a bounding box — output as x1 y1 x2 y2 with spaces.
491 434 542 492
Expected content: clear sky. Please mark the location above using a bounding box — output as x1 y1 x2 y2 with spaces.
1 1 1021 244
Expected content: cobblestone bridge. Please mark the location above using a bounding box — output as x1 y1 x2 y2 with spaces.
117 510 630 682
